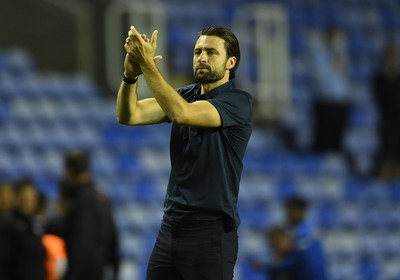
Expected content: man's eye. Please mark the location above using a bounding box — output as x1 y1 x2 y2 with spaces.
194 50 201 55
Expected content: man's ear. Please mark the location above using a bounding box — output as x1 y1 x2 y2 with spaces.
226 56 236 70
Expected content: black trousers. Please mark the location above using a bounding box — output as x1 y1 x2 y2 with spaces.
146 219 238 280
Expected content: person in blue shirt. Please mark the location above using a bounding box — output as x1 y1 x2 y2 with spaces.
284 197 315 242
268 196 328 280
116 25 253 280
265 225 327 280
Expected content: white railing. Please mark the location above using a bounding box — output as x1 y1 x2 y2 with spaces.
105 0 167 96
232 3 291 123
37 0 95 76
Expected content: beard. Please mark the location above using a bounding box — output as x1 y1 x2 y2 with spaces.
194 65 226 84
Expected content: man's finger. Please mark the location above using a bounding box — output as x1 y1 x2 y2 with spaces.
130 26 139 34
153 55 163 63
151 30 158 49
141 33 148 41
129 26 142 41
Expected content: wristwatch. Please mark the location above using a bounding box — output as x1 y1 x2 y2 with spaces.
123 75 138 84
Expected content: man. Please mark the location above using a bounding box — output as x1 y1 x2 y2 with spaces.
284 197 314 243
0 179 47 280
117 25 253 280
308 27 352 154
46 150 119 280
372 41 400 180
265 226 297 280
282 197 328 280
0 182 14 216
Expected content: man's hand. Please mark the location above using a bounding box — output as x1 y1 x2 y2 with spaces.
125 26 159 67
124 30 162 79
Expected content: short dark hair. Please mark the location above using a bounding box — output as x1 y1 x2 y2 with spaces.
266 225 288 239
198 26 240 80
284 196 308 211
64 150 90 175
13 178 35 194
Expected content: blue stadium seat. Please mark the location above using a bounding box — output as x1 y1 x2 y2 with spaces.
239 256 266 280
2 1 400 278
276 177 298 200
0 49 35 78
239 205 269 231
316 200 340 229
387 181 400 201
358 254 381 280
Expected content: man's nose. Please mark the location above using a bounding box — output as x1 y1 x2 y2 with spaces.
198 51 208 62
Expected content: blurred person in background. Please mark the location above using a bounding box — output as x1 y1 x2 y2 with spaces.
371 41 400 181
284 197 313 242
0 178 47 280
0 181 15 242
0 181 15 217
0 181 15 260
308 27 353 156
264 226 298 280
36 191 67 280
46 150 119 280
282 196 328 280
263 225 327 280
117 25 252 280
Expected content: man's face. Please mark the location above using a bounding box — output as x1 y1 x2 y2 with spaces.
193 35 230 83
269 235 292 256
285 205 304 226
0 185 14 212
17 186 39 215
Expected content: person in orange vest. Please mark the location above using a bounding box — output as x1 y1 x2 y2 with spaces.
42 234 67 280
37 191 67 280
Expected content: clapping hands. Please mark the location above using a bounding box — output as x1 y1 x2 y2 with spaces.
124 26 163 79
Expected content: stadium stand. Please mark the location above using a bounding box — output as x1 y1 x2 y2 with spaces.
1 0 400 279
